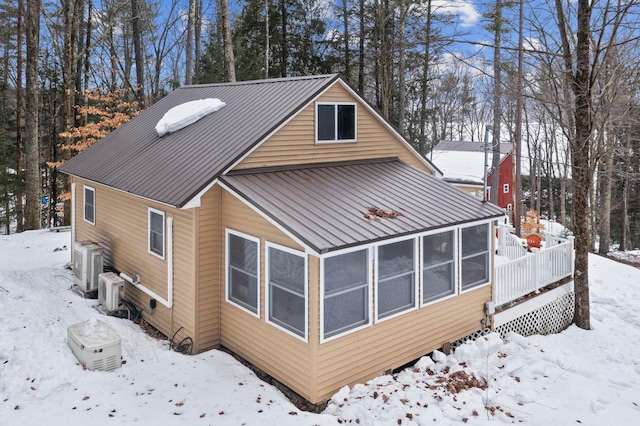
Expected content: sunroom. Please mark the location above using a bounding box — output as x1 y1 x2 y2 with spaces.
217 158 505 403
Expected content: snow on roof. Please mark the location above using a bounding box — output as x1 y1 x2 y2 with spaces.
155 98 225 137
429 150 489 184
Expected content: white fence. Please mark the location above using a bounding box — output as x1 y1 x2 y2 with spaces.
494 234 574 306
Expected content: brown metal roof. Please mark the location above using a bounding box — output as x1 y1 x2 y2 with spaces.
60 74 340 207
220 159 505 254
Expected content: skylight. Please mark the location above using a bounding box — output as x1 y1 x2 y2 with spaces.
155 98 225 137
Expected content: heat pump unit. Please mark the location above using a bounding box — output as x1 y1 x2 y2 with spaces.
73 242 103 292
98 272 124 312
67 319 121 371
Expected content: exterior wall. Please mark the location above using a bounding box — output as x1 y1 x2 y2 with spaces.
487 153 514 209
194 185 222 353
234 83 431 173
450 183 484 200
219 189 318 400
312 285 490 403
72 177 197 346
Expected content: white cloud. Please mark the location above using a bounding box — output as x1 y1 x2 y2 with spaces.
433 0 481 27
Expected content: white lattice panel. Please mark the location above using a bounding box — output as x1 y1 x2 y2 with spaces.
495 292 575 338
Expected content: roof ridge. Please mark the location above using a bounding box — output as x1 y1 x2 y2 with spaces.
181 74 339 89
224 157 399 176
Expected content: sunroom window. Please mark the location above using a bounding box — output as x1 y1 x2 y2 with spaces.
376 239 416 319
422 230 456 303
266 243 307 339
226 230 259 315
317 103 356 142
322 248 369 339
461 223 490 291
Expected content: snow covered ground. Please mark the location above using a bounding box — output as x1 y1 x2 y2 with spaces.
1 230 639 425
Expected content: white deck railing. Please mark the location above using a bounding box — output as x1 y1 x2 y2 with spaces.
496 223 527 260
494 233 574 307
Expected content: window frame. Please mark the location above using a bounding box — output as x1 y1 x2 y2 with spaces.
265 242 308 341
83 185 95 225
503 183 510 193
225 229 261 318
420 227 458 307
315 102 357 144
148 208 165 259
374 237 418 322
459 221 492 293
320 246 372 343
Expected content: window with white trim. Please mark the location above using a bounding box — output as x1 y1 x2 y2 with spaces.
376 239 416 319
226 230 260 315
460 223 490 291
503 183 510 193
316 102 356 143
83 186 95 225
422 230 456 304
322 248 370 340
148 208 164 258
266 243 307 339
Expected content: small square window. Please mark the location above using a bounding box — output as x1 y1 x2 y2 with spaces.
148 208 165 258
316 103 356 143
83 186 95 225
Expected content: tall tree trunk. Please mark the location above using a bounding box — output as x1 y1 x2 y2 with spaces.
185 0 195 84
357 0 364 92
24 0 41 230
342 0 350 81
620 131 631 251
514 0 524 233
557 0 592 329
418 0 432 156
194 0 203 78
490 0 502 206
265 0 270 78
220 0 236 82
597 131 614 255
397 1 407 136
279 0 288 77
131 0 145 100
15 0 24 232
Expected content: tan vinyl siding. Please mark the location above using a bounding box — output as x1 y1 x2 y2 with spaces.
195 185 222 352
220 189 316 399
313 286 490 403
73 178 197 345
235 84 431 173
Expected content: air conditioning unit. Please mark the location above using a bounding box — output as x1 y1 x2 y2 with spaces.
73 242 103 292
67 319 121 371
98 272 124 312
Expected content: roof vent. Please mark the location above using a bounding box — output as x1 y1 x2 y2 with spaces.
155 98 225 137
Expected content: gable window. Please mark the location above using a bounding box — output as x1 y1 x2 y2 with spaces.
460 223 490 291
266 243 307 340
316 103 356 143
226 230 260 316
322 248 370 340
83 186 95 225
422 230 456 304
148 208 165 258
503 183 510 193
376 239 417 320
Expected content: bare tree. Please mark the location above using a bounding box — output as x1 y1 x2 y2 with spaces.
24 0 40 230
219 0 236 82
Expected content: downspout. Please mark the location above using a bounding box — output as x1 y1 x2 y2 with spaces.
119 215 174 309
71 182 76 254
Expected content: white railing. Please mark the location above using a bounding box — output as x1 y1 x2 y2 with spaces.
496 223 527 261
494 235 574 306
